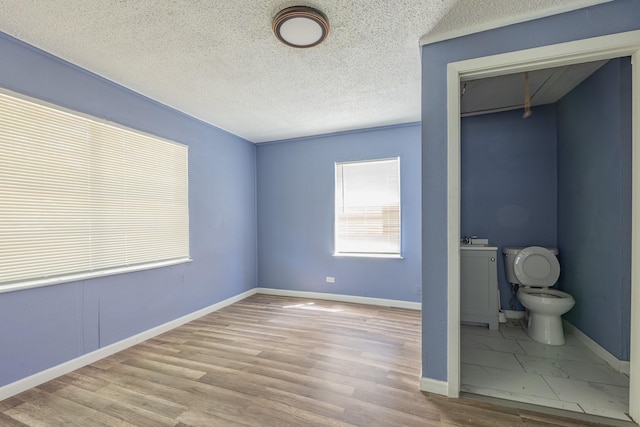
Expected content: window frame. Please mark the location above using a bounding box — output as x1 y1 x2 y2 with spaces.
333 157 402 259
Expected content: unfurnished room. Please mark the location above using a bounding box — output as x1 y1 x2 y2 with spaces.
0 1 639 426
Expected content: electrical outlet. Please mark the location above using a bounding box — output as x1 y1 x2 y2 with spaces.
326 276 335 283
415 284 422 295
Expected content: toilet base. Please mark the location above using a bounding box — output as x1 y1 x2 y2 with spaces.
522 311 566 345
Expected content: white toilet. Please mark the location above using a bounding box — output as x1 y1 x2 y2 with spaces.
503 246 575 345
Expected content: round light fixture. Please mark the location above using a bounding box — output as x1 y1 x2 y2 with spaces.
273 6 330 48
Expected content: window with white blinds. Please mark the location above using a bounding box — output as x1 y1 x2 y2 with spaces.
334 157 401 256
0 90 190 292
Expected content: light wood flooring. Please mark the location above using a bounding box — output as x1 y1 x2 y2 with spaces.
0 294 620 426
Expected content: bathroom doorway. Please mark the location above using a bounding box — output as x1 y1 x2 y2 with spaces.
445 31 640 423
458 56 631 420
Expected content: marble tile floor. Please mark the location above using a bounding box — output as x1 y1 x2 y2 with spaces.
461 320 632 422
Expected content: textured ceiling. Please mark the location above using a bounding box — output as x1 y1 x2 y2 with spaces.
0 0 611 143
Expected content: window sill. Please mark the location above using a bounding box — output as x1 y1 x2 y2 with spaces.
0 257 192 294
333 253 404 259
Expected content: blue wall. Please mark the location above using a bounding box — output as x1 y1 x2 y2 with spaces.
257 124 422 302
421 0 640 382
0 33 257 387
461 106 558 310
557 57 632 360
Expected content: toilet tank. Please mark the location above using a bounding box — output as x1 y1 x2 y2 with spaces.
502 246 559 285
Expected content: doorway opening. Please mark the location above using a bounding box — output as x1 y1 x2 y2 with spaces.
446 31 640 423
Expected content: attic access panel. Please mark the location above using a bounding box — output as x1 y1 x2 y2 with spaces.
460 60 607 117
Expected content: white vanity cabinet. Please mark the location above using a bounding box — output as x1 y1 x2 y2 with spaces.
460 246 499 330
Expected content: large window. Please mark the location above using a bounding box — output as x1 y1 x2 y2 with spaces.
334 157 401 257
0 90 190 292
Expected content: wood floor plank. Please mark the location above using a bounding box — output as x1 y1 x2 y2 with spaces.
0 412 29 427
0 294 622 426
0 397 23 413
99 402 177 427
121 355 208 380
95 383 186 419
3 396 96 427
175 409 254 427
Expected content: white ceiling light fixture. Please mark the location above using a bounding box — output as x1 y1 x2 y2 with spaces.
273 6 330 48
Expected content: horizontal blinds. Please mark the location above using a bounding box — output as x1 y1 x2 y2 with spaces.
0 91 189 287
335 158 400 254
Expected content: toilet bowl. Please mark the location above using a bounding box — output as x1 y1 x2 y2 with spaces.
503 246 575 345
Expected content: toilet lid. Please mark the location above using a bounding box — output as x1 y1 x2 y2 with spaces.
514 246 560 287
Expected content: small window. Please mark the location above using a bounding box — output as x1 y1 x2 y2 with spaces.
334 157 401 257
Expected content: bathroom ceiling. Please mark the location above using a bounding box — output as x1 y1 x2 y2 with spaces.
461 60 608 117
0 0 611 142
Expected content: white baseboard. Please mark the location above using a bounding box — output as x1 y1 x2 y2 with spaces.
419 376 450 396
0 288 257 401
255 287 421 310
503 309 525 320
563 320 631 375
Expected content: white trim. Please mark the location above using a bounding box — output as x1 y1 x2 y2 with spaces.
333 157 402 258
563 320 631 375
446 60 461 399
255 288 421 310
333 253 404 259
452 36 640 83
631 47 640 424
419 0 612 46
0 258 192 295
503 310 526 320
445 30 640 423
0 288 257 401
419 376 449 396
